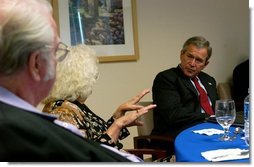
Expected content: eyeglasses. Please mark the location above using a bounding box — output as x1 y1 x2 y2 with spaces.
44 42 69 62
56 42 69 62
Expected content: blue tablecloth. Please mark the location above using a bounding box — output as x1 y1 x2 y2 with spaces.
175 122 249 162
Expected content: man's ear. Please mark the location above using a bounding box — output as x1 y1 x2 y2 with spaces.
27 51 42 81
180 50 184 61
204 60 209 67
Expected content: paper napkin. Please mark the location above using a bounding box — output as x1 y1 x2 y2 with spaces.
201 148 249 162
193 128 224 136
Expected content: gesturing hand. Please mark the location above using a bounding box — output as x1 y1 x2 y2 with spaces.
106 89 156 143
116 103 157 128
113 88 153 119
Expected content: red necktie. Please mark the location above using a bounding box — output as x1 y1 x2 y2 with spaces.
192 77 214 115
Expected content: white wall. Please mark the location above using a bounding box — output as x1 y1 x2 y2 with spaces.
42 0 249 149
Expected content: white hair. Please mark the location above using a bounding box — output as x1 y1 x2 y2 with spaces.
0 0 55 75
43 44 99 103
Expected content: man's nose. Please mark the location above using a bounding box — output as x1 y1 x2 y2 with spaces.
190 58 196 66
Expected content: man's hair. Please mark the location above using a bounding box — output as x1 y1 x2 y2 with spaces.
182 36 212 61
43 44 99 103
0 0 54 75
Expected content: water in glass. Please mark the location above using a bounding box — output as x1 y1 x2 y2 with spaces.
245 120 249 146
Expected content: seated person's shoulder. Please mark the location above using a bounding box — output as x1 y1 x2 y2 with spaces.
199 71 216 81
233 59 249 75
156 67 178 77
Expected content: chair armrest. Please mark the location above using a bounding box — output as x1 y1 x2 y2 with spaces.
124 148 167 161
133 135 175 155
134 135 174 142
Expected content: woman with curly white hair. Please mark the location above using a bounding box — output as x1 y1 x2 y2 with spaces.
42 43 156 150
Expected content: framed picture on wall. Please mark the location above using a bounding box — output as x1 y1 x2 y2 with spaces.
51 0 139 63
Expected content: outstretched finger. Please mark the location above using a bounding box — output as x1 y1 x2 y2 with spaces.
130 89 151 104
136 104 156 116
142 104 157 111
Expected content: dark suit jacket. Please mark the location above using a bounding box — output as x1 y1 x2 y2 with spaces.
0 102 130 162
151 65 218 138
232 59 249 111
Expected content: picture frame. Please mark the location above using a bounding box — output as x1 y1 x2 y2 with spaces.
51 0 139 63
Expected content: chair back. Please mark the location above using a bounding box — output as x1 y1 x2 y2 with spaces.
137 101 154 136
217 82 232 99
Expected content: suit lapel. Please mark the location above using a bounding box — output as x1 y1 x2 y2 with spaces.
176 66 198 96
184 78 198 96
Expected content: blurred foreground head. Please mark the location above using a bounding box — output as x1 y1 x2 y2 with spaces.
0 0 59 105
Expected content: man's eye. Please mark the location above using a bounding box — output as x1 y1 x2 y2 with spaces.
196 59 204 64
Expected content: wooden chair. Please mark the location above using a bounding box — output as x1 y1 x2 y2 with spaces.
126 101 175 161
125 148 167 161
217 82 232 100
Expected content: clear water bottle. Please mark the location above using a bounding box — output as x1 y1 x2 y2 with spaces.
244 89 249 146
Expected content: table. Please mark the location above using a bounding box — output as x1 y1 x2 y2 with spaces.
175 122 249 162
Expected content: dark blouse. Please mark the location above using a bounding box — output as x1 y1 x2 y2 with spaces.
43 100 130 149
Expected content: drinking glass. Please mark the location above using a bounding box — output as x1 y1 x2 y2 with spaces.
215 99 236 141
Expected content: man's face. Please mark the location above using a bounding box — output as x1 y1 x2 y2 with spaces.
44 55 56 81
38 37 59 100
180 44 209 78
38 50 57 102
